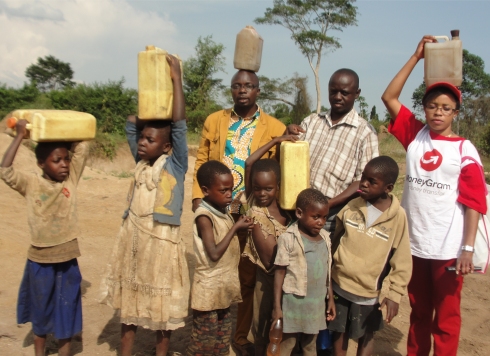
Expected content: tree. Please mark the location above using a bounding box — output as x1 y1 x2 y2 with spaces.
183 36 226 130
369 105 379 122
25 55 75 92
0 83 41 118
258 73 312 124
255 0 358 113
258 75 296 107
291 75 312 124
356 95 369 119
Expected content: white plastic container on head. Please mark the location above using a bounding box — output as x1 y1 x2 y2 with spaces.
233 26 263 72
424 30 462 87
138 45 182 120
7 110 96 142
279 141 310 210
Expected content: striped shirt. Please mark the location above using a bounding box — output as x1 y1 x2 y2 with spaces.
299 109 378 199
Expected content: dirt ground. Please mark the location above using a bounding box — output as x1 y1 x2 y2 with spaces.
0 130 489 356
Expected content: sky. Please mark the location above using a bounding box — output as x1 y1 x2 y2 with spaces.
1 0 489 118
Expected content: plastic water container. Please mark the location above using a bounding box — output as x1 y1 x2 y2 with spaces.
233 26 263 72
138 45 181 120
6 110 96 142
317 329 332 350
266 318 282 356
424 30 462 87
280 141 310 210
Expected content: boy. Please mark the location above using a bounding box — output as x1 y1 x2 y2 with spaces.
272 188 336 356
1 119 89 356
187 160 253 355
328 156 412 356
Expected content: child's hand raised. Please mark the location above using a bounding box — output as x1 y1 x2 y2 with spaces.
379 297 399 324
166 54 182 81
413 35 437 60
286 124 305 136
15 119 28 137
233 215 254 232
274 134 298 144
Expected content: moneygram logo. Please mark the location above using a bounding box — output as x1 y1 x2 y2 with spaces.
406 175 451 190
420 149 443 171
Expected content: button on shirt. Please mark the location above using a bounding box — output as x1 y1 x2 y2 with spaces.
299 109 378 199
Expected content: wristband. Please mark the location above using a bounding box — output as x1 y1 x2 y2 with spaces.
461 245 474 252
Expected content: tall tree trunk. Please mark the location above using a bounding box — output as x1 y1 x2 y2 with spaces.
315 71 321 113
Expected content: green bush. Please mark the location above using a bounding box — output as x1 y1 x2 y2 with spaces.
0 83 40 118
89 131 126 161
49 79 137 135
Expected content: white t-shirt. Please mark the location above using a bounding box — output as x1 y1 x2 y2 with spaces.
390 106 484 259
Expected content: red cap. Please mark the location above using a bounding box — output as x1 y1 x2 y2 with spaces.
424 82 462 103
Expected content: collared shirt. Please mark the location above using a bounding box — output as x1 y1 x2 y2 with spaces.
223 107 260 213
274 222 331 297
299 109 378 199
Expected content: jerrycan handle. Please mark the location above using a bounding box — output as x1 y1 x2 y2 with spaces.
6 117 32 130
434 36 450 42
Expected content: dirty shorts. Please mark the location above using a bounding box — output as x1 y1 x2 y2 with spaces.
327 292 383 339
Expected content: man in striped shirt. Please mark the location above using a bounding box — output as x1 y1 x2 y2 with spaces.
288 68 379 233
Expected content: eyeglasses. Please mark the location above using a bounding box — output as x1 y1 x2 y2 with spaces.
424 104 457 116
230 84 258 92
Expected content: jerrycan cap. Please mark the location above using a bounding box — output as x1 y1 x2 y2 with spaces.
6 117 18 129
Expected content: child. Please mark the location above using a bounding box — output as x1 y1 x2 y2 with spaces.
100 55 189 356
1 120 89 356
272 188 335 356
328 156 412 356
382 36 487 355
241 135 295 355
187 160 254 355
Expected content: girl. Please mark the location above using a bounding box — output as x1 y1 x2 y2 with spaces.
241 135 295 355
272 188 336 356
1 123 89 356
382 36 487 355
100 55 190 356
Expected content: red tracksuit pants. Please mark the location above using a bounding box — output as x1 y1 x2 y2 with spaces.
407 256 463 356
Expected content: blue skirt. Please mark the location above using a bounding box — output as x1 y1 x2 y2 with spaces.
17 259 83 339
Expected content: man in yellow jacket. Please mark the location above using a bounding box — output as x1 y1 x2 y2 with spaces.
192 69 285 355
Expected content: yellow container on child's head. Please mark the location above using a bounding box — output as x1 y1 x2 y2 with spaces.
279 141 310 210
7 109 96 142
138 45 182 120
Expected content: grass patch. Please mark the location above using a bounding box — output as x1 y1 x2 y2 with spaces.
111 171 134 179
378 133 406 162
89 131 126 161
187 131 200 146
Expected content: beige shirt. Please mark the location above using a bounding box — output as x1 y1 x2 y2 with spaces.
191 202 242 311
299 109 378 199
0 141 89 249
274 222 331 297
